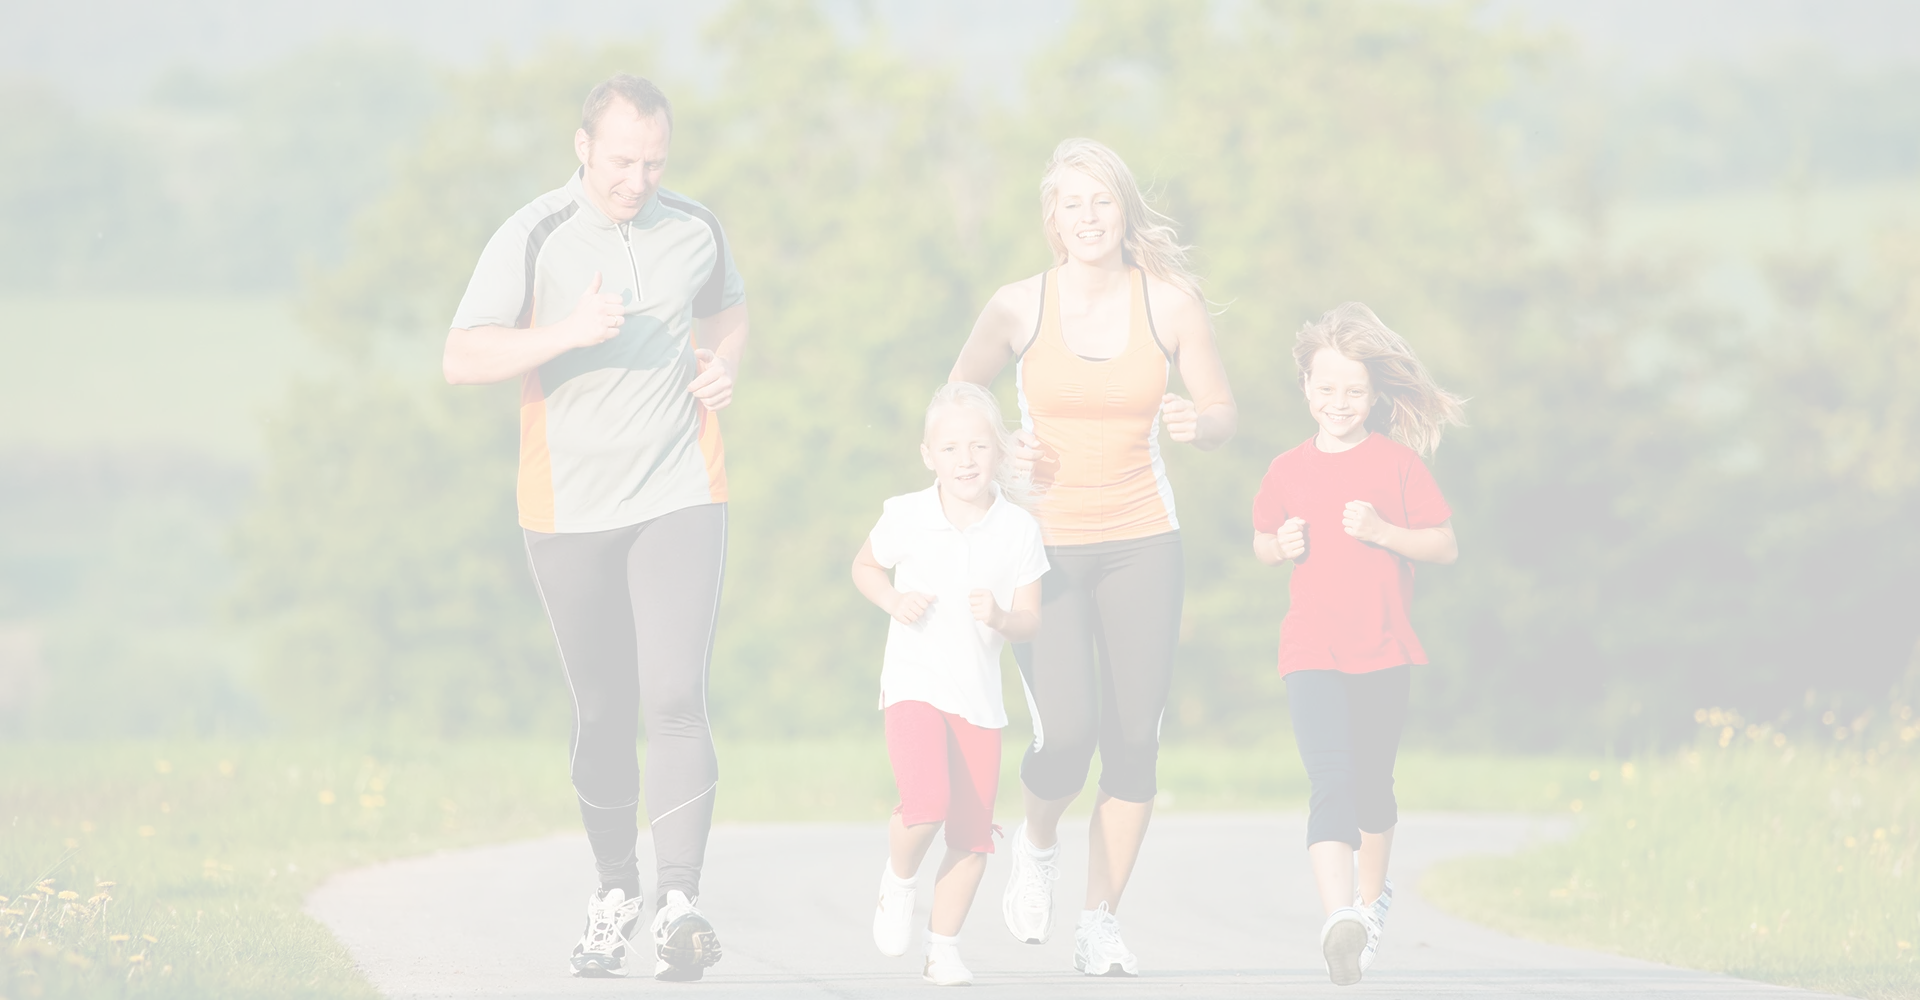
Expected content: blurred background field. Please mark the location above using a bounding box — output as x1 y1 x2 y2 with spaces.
2 0 1918 997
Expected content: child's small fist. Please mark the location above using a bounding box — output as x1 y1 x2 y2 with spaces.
892 591 936 625
1276 517 1308 560
968 589 1006 630
1342 501 1385 543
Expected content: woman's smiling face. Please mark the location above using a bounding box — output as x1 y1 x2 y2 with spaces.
1049 169 1125 266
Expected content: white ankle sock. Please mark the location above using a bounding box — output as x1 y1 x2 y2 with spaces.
885 865 916 887
927 931 960 953
1021 830 1058 858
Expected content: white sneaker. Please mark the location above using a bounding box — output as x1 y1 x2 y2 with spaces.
873 864 917 957
651 889 723 982
922 933 973 986
1002 823 1059 944
1320 906 1369 986
569 887 641 978
1072 904 1139 977
1356 878 1393 971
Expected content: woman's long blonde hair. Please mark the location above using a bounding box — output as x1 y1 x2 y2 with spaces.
1040 138 1203 302
1294 302 1466 457
925 382 1031 505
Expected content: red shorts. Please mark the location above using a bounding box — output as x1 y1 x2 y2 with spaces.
884 700 1001 854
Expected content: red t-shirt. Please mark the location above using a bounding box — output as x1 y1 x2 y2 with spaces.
1251 432 1452 676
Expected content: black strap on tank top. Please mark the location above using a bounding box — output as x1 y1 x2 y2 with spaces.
1016 270 1047 359
1138 271 1176 362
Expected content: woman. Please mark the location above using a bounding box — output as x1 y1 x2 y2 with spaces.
948 137 1236 976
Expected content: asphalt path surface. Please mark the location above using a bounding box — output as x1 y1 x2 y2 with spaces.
308 812 1844 998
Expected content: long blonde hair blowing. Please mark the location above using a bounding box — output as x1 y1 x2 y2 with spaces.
1294 303 1466 457
1040 138 1203 302
925 382 1032 505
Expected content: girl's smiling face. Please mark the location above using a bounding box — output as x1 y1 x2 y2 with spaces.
921 405 1002 506
1304 347 1377 448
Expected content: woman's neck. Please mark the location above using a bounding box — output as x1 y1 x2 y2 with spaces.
1058 253 1129 295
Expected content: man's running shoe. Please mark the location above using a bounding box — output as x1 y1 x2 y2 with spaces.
873 864 917 957
922 933 973 986
1320 906 1369 986
651 889 723 982
1356 878 1394 972
568 887 641 978
1002 823 1059 944
1072 903 1139 977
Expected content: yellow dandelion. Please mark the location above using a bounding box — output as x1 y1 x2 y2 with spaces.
154 759 172 774
64 838 78 849
1587 769 1600 781
1620 762 1636 781
159 802 171 814
56 891 78 900
142 934 157 943
1694 709 1708 723
109 934 130 942
360 793 386 808
1570 799 1584 813
96 881 114 888
137 825 154 837
1845 837 1857 849
1874 829 1886 841
317 790 336 806
1627 819 1637 830
1899 941 1912 950
129 953 146 963
79 820 95 833
218 760 234 776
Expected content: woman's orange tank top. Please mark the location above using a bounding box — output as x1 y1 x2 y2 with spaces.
1015 267 1179 546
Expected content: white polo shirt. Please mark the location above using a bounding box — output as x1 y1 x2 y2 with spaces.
868 484 1050 729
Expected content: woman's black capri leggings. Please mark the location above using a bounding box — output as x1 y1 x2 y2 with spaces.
1014 532 1183 804
1285 665 1411 848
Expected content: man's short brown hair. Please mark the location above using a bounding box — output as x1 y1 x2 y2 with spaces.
581 75 673 138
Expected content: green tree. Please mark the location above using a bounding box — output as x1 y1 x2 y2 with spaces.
0 77 176 287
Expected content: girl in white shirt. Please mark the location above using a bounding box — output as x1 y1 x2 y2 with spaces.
851 382 1050 986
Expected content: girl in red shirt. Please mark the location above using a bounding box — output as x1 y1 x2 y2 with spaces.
1250 302 1464 986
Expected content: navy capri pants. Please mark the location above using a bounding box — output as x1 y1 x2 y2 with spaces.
1284 665 1411 848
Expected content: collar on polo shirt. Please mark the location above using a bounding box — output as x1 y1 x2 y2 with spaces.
904 482 1014 532
566 166 665 230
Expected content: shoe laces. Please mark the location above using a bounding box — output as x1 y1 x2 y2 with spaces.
1017 850 1059 909
1083 903 1124 952
585 891 638 955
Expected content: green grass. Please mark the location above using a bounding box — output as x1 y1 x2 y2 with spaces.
1528 176 1920 320
1423 711 1920 1000
0 735 1597 997
0 293 452 464
0 296 307 462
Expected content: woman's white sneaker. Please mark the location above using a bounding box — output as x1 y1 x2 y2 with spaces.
1072 904 1139 977
1001 823 1059 944
1321 906 1369 986
922 932 973 986
651 889 723 982
1356 878 1393 971
873 864 918 957
568 887 641 978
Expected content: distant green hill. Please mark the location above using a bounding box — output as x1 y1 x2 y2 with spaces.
3 0 1920 109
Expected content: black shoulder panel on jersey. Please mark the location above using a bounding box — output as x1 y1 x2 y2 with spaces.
661 194 732 319
515 202 580 329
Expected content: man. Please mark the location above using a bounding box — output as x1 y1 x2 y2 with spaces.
443 74 746 982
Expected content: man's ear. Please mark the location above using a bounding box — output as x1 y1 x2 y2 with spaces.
574 128 592 166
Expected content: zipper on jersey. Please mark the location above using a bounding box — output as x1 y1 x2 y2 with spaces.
617 222 645 306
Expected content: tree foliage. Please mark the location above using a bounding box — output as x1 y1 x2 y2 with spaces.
233 0 1920 746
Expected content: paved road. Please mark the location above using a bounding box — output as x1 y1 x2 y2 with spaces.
308 813 1843 998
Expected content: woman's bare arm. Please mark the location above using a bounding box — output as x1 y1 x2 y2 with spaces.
948 278 1041 385
1148 277 1237 450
